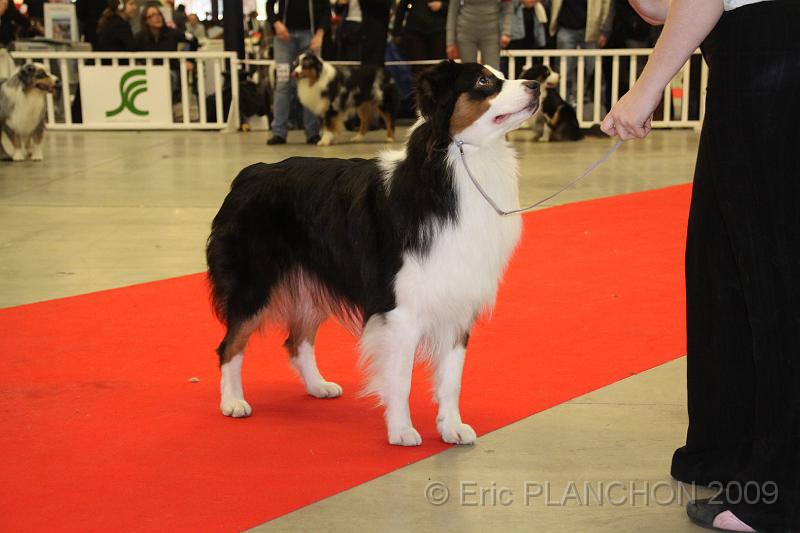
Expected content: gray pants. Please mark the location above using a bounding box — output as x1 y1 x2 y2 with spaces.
456 24 500 69
272 30 320 140
556 27 598 107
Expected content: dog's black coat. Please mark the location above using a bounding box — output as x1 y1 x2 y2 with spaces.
207 62 496 361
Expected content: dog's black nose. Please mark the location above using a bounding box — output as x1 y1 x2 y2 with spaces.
522 80 540 92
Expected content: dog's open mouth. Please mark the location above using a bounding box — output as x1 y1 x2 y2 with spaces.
493 102 539 124
35 82 55 93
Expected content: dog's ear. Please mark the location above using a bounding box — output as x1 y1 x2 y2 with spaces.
416 60 457 121
416 60 459 154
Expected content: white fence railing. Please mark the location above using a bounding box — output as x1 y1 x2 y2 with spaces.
9 49 705 131
10 51 240 131
503 48 707 129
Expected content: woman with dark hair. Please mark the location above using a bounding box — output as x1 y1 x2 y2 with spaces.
96 0 137 52
136 3 197 102
136 3 196 54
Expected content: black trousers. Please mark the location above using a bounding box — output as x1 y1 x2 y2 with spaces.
670 2 800 529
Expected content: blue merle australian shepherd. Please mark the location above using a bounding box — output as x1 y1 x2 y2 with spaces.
206 60 540 446
293 52 399 146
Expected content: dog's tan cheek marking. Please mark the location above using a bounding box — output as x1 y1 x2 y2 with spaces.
450 93 491 134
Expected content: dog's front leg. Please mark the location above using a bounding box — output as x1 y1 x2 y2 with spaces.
362 309 422 446
29 124 44 161
434 333 476 445
4 125 25 161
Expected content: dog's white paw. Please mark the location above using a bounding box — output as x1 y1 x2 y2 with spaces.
388 425 422 446
220 398 252 418
438 421 477 445
30 151 43 161
385 137 394 143
12 150 25 161
307 380 343 398
350 133 365 143
316 138 332 146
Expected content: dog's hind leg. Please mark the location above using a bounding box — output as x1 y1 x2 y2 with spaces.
434 331 477 445
361 308 422 446
351 103 372 143
379 108 394 143
3 124 25 161
285 306 342 398
217 316 261 418
29 123 44 161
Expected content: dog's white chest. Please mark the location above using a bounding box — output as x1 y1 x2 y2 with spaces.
6 89 45 135
394 146 522 329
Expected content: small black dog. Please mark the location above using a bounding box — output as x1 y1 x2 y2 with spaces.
520 64 582 142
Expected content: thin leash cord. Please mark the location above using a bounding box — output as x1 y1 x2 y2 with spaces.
456 139 624 217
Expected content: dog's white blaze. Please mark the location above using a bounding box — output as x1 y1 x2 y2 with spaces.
220 353 252 417
290 340 343 398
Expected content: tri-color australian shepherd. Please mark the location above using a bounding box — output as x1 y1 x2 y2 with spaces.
206 60 539 446
293 52 399 146
521 64 583 142
0 63 57 161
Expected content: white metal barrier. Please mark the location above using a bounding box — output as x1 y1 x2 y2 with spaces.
504 48 707 129
241 49 706 130
10 51 240 131
8 49 705 131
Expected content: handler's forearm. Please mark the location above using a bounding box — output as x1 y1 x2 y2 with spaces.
635 0 723 98
629 0 670 25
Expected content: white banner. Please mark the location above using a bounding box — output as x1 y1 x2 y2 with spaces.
79 65 172 126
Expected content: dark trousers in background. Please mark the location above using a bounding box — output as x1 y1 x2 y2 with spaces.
670 2 800 529
401 31 445 61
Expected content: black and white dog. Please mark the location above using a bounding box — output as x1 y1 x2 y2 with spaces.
0 63 57 162
206 61 539 446
521 64 582 142
293 52 399 146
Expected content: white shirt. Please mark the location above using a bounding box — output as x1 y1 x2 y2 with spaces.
345 0 362 23
724 0 776 11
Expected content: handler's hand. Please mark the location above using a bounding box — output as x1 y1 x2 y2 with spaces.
446 44 460 60
601 83 660 140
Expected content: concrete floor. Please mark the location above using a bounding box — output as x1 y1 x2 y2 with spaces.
0 127 705 532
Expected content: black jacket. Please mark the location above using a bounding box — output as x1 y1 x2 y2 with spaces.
0 1 30 46
393 0 448 37
265 0 329 32
96 15 136 52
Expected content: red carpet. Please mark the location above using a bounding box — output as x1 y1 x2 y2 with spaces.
0 184 690 532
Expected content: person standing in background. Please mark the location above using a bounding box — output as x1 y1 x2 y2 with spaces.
1 0 31 48
505 0 548 76
446 0 513 70
265 0 329 145
550 0 613 106
359 0 391 66
76 0 107 47
96 0 137 51
392 0 448 62
333 0 362 60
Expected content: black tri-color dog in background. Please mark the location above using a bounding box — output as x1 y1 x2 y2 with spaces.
207 60 539 446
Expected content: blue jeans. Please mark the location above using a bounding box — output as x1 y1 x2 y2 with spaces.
555 27 598 106
271 30 320 140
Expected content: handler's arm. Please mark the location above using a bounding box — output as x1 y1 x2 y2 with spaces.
629 0 670 25
601 0 724 139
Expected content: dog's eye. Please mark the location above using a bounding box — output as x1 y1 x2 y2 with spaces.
477 75 490 86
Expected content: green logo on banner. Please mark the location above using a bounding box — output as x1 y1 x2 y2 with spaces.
106 69 149 117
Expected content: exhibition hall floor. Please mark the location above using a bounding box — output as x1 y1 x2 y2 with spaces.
0 128 712 532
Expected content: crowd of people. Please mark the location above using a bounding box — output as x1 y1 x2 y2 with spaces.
1 0 661 131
